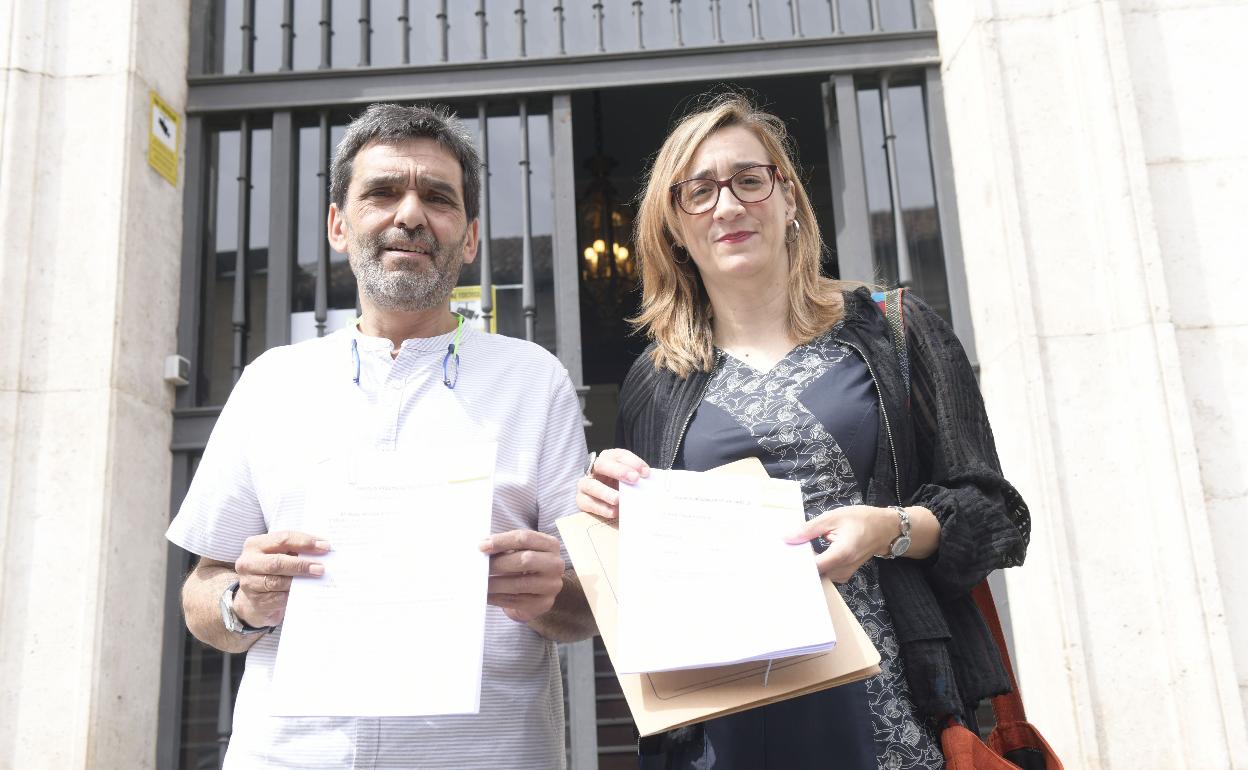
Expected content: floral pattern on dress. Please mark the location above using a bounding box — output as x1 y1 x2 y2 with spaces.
704 330 945 770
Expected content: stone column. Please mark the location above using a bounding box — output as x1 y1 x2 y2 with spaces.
930 1 1248 767
0 0 189 767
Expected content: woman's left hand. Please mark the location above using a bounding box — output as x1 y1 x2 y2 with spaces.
784 505 898 583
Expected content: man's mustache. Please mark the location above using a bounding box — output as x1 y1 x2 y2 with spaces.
361 229 439 256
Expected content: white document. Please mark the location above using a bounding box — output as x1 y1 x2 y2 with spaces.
616 469 836 674
270 444 497 716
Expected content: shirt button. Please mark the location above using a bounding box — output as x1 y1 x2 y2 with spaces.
388 379 404 390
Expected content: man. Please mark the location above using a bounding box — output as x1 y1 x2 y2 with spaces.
169 103 595 769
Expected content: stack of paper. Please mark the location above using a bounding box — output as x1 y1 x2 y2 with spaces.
557 458 881 737
616 469 836 673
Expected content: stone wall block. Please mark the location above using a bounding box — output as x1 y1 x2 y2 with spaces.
1145 160 1248 329
4 0 49 74
0 388 113 769
132 0 191 104
19 72 131 394
43 0 132 78
0 68 42 392
113 72 182 410
1123 3 1248 164
995 10 1159 339
1040 326 1239 765
1177 325 1248 724
87 389 172 768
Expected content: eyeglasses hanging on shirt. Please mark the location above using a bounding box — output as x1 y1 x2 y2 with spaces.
349 313 465 390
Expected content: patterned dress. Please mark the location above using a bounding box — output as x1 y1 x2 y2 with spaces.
658 326 944 770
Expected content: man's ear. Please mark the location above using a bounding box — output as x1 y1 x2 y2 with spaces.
460 218 480 266
327 203 349 254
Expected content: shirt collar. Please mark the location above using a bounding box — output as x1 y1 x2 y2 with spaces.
345 318 470 355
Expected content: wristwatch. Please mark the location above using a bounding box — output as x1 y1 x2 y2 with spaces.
879 506 912 559
219 580 274 636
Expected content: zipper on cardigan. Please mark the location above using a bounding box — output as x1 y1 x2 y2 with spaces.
834 336 903 506
667 351 723 469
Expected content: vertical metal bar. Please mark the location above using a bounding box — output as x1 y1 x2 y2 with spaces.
671 0 683 46
188 0 211 76
554 2 566 55
922 66 977 366
633 0 645 49
748 0 763 40
564 643 598 770
593 1 605 53
710 0 723 43
315 111 331 337
515 0 527 57
823 76 873 282
869 0 882 32
156 115 207 766
788 0 803 38
155 462 194 770
437 0 448 62
280 0 295 70
913 0 934 29
477 0 488 59
879 73 913 286
828 0 841 34
518 100 536 342
320 0 333 68
401 0 413 64
240 0 256 73
177 116 208 407
216 653 233 768
359 0 371 66
267 111 298 350
232 116 252 383
477 102 494 333
550 94 583 386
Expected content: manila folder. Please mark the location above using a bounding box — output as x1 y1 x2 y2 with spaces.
557 457 881 737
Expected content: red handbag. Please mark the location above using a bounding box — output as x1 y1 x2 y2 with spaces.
940 582 1064 770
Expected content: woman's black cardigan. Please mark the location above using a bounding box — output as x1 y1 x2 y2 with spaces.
614 286 1031 724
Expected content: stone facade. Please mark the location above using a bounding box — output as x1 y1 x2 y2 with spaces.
932 0 1248 767
0 0 189 767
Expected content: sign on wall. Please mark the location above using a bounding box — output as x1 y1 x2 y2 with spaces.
148 91 180 186
450 286 498 333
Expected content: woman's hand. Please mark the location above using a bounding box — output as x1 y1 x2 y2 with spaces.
785 505 901 583
785 504 941 582
576 448 650 520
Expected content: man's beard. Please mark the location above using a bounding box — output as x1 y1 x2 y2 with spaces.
347 225 467 311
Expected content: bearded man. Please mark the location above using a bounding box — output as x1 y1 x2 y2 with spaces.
169 103 594 769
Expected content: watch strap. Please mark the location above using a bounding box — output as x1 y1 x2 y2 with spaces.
220 579 273 635
879 505 913 559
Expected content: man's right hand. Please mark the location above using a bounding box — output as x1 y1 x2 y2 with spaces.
232 530 330 628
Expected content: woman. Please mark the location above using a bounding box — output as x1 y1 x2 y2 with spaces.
576 94 1031 769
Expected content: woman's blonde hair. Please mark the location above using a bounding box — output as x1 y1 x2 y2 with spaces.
632 93 856 377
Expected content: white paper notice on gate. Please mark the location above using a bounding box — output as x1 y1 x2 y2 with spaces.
270 445 496 716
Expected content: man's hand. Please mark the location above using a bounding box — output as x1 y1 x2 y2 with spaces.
480 529 565 623
232 530 331 628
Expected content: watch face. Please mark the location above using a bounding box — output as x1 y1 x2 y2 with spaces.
891 535 912 557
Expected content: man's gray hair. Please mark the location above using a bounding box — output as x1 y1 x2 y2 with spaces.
329 103 482 220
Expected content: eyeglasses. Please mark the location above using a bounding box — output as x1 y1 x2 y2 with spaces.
669 164 780 215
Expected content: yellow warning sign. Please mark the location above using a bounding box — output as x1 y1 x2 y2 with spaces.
148 91 180 186
450 285 498 333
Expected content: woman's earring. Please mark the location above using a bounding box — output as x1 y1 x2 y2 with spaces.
786 219 801 244
672 244 690 265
